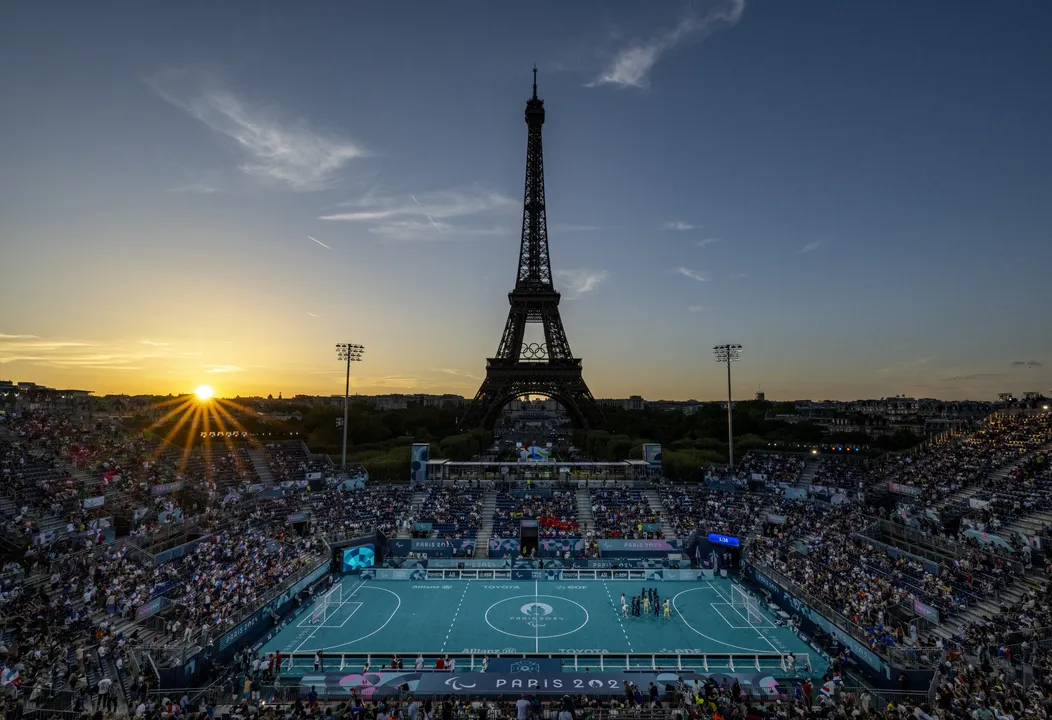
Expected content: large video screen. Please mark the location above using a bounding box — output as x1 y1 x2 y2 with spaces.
340 543 376 572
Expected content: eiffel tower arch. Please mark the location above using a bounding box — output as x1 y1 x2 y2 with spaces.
461 70 601 430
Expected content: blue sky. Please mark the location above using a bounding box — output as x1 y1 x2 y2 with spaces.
1 1 1050 401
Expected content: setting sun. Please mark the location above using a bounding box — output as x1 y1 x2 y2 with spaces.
194 385 214 401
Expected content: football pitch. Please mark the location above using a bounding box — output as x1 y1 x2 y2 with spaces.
261 575 821 673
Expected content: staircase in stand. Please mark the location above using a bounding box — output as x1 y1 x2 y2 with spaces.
796 458 821 488
643 486 676 539
474 488 498 558
247 447 276 486
398 489 429 540
934 450 1044 525
575 487 595 537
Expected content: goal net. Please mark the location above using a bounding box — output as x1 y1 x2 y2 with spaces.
730 584 763 624
310 584 342 624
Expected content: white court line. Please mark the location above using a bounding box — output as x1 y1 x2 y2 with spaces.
602 581 632 651
706 580 781 655
708 602 774 630
534 578 539 653
292 577 365 653
441 582 472 653
671 587 772 653
311 584 402 652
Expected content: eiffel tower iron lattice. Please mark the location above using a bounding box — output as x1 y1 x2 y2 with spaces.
461 70 601 430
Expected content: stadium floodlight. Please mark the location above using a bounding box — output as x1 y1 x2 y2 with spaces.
713 344 743 469
336 343 365 472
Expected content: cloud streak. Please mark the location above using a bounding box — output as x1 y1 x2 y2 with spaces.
554 269 609 299
799 241 822 254
588 1 746 89
664 221 699 231
320 186 517 242
696 238 720 247
307 235 333 251
205 365 243 374
150 68 366 191
675 266 707 282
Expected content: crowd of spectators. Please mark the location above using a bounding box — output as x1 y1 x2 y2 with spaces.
416 484 483 538
492 486 580 537
811 455 869 491
869 413 1052 508
263 442 328 483
7 406 1052 718
659 487 767 538
588 489 663 539
735 452 807 485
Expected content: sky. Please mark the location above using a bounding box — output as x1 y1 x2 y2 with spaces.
1 1 1051 402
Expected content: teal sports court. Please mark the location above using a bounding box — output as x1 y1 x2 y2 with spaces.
260 575 823 676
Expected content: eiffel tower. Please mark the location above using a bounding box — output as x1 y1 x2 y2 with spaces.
461 70 601 429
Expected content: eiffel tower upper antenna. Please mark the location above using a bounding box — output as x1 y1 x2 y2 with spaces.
532 64 538 100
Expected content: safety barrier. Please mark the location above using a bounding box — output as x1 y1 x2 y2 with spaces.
276 650 811 679
361 568 714 582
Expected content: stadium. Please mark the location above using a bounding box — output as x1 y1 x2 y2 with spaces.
3 400 1052 718
3 6 1052 720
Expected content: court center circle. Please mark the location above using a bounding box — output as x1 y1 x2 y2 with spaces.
484 594 590 640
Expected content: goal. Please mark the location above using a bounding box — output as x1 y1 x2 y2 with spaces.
730 584 763 624
310 584 342 624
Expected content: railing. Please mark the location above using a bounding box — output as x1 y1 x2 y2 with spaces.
278 651 809 675
746 558 941 669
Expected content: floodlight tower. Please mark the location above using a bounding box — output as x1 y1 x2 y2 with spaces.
713 344 743 469
336 343 365 472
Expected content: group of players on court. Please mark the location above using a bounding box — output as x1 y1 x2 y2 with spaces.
621 588 671 619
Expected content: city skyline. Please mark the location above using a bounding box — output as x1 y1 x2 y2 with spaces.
2 1 1051 402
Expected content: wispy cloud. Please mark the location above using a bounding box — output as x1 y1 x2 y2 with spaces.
941 373 1006 382
0 333 171 371
307 235 334 251
588 1 746 89
688 305 709 313
877 356 938 375
675 266 707 282
664 221 700 231
798 241 822 254
728 272 748 280
139 340 170 347
319 186 516 242
434 368 481 381
696 238 720 247
149 68 366 191
554 269 609 299
552 223 600 233
1011 360 1043 368
205 365 243 374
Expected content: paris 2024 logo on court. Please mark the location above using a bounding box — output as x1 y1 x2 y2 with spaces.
512 602 561 628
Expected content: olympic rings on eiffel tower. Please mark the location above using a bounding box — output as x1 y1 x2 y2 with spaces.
521 342 548 360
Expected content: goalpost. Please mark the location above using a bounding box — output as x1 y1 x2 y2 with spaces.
310 584 342 624
730 584 763 625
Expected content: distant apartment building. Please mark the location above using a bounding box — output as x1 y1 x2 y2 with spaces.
597 395 646 411
0 381 93 416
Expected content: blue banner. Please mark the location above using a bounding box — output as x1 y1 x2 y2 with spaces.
154 535 212 566
598 539 683 557
306 669 785 698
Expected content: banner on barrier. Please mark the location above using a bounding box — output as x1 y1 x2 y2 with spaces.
315 669 782 698
150 481 184 496
913 598 940 624
83 495 106 509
